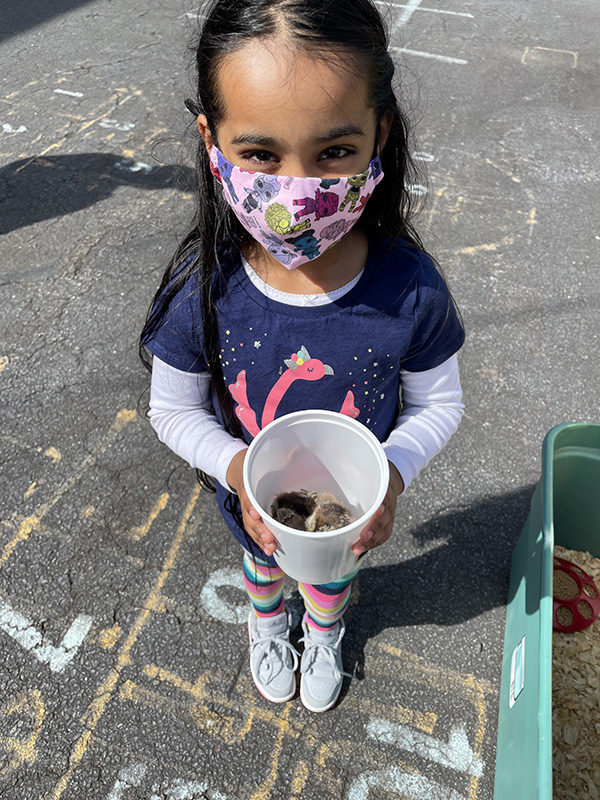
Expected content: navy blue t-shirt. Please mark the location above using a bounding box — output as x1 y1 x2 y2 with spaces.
146 234 464 561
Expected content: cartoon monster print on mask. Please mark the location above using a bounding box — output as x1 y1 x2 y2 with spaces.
319 177 341 190
261 233 296 266
284 229 321 260
339 171 369 213
352 193 371 215
292 189 339 222
264 203 311 236
370 158 383 181
242 175 281 214
216 150 239 204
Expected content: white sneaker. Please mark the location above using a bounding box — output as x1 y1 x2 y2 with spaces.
248 610 299 703
299 618 351 712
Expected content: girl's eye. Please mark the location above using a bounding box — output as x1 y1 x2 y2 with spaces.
318 146 353 161
241 150 278 165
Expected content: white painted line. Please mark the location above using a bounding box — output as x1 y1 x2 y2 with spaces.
367 717 484 777
375 1 473 18
391 46 468 65
413 151 435 162
394 0 425 27
0 597 93 673
53 89 84 97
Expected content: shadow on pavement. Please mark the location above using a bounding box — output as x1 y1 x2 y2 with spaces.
342 483 536 679
1 0 97 44
0 153 195 235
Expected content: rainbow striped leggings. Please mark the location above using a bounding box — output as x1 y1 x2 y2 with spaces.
242 552 361 631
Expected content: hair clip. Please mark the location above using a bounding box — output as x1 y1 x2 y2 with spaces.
184 98 201 116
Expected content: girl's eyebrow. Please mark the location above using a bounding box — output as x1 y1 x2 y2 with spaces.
230 125 365 148
231 133 278 146
315 124 365 142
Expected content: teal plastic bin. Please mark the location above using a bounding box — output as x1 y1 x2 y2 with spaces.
493 422 600 800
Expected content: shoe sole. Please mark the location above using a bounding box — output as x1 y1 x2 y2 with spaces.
248 616 296 704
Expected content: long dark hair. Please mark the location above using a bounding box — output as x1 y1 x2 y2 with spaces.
140 0 426 491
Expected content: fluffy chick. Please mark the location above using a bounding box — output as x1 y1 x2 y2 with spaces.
305 492 354 532
270 489 317 531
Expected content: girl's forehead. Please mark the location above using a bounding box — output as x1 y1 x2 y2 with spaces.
217 38 373 140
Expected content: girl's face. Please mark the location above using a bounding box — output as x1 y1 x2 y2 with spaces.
198 38 390 179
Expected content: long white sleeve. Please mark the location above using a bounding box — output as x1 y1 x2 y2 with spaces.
383 353 464 491
149 353 463 494
148 357 248 490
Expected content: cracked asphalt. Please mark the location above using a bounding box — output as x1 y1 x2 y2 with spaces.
1 1 599 798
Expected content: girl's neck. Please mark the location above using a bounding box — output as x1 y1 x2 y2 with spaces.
242 227 369 295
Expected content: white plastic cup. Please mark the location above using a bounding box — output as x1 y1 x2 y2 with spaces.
243 410 390 584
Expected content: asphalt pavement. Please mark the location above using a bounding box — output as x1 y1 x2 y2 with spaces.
1 0 599 798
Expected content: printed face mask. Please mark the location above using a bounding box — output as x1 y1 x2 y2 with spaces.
209 146 384 269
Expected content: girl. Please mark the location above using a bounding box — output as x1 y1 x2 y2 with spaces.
140 0 465 713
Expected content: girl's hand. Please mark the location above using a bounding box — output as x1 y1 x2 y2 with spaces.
352 462 404 556
226 450 278 557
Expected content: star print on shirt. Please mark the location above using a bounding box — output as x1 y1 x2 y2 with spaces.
254 341 261 349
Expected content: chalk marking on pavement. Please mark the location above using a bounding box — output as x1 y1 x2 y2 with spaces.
0 409 137 572
45 484 202 800
375 1 474 18
347 765 468 800
0 690 45 778
1 123 27 133
99 120 136 131
149 779 208 800
95 625 122 650
248 704 291 800
527 207 537 244
377 644 494 799
44 446 62 463
521 46 578 69
344 696 438 734
16 91 135 173
0 599 93 673
128 492 169 541
391 46 468 65
315 738 419 796
455 237 515 255
199 567 249 624
366 718 484 777
290 761 310 800
407 182 428 196
23 482 38 500
53 89 84 97
484 158 522 184
107 762 148 800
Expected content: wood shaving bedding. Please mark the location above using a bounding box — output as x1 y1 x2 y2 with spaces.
553 545 600 799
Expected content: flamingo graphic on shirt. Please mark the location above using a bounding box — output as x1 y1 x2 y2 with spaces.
228 345 359 438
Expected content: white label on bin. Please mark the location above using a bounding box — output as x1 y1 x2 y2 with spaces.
509 635 525 708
